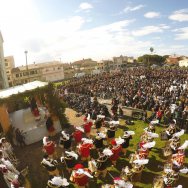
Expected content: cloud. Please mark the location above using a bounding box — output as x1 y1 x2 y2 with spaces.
144 12 160 18
78 2 93 11
169 9 188 22
132 24 170 37
174 27 188 40
124 4 145 13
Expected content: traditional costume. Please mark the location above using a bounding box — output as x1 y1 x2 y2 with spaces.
121 131 133 155
78 138 93 161
94 150 111 178
110 139 122 165
83 122 93 137
93 132 106 150
47 176 69 188
61 151 78 173
169 137 180 154
73 127 84 143
171 149 185 170
43 137 56 158
30 97 40 121
59 131 72 150
70 164 93 188
113 177 133 188
120 166 133 182
107 125 116 144
41 155 59 176
165 122 177 140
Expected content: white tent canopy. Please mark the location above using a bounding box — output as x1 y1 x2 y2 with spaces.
0 81 48 99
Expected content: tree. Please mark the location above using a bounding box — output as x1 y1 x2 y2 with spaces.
150 47 154 53
137 54 166 66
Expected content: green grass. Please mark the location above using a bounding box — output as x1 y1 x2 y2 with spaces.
113 119 188 188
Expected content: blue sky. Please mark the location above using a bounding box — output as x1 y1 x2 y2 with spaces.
0 0 188 66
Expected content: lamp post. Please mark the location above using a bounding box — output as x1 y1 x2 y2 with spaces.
24 50 29 82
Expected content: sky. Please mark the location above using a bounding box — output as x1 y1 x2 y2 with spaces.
0 0 188 66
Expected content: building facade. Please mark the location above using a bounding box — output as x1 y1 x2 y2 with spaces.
72 58 97 75
0 32 8 89
11 61 64 86
179 58 188 67
4 56 15 87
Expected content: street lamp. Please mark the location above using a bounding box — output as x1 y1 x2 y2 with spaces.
24 50 28 71
24 50 29 82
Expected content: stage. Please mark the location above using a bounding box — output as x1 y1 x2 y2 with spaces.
9 107 62 145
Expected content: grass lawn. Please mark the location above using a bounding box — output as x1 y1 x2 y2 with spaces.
102 119 188 188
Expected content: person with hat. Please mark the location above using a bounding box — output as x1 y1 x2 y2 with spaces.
95 115 105 132
78 138 93 161
171 149 185 171
73 127 84 144
121 131 133 156
61 150 78 173
94 150 110 178
83 121 93 138
93 132 106 150
70 163 93 188
42 137 57 159
169 136 181 154
107 124 116 144
46 176 69 188
120 166 133 182
41 154 59 176
110 139 122 166
165 120 178 140
59 131 72 150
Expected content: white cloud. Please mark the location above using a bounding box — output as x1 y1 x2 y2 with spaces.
124 4 145 13
174 27 188 40
79 2 93 11
169 9 188 22
132 24 170 37
144 12 160 18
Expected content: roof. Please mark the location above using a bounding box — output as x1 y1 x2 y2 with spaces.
0 81 48 99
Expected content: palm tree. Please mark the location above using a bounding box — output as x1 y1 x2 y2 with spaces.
150 47 154 54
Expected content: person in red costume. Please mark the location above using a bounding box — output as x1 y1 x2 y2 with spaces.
110 139 122 166
70 164 93 188
78 139 93 161
83 121 93 137
73 127 84 143
42 137 56 158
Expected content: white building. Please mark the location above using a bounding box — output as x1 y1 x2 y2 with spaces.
179 58 188 67
4 56 15 87
0 31 8 89
12 61 64 86
37 61 64 82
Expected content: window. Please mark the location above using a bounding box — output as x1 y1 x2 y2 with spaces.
5 62 8 66
30 71 35 75
16 74 19 77
7 76 10 80
6 71 9 74
20 73 22 77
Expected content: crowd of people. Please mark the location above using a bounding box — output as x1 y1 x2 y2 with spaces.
40 104 188 188
61 67 188 129
1 67 188 188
